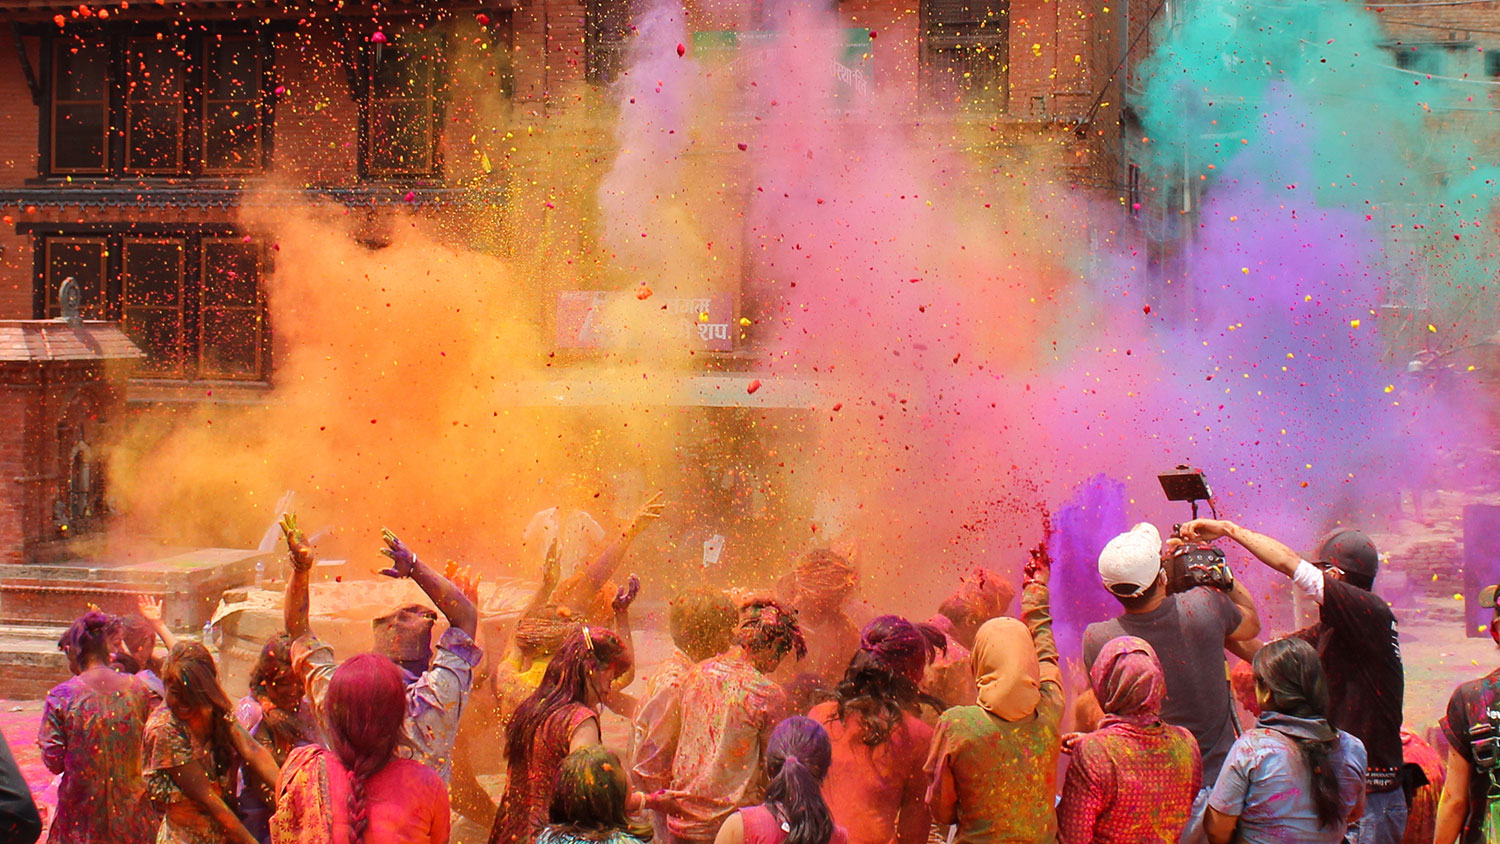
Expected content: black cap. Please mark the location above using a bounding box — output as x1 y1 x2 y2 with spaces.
1316 529 1379 581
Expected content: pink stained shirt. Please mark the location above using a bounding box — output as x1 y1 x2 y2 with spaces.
808 702 933 844
271 744 449 844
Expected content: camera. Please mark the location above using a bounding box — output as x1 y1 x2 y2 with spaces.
1158 466 1235 594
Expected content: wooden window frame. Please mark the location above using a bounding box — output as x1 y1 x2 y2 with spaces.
40 25 274 179
123 36 188 175
201 34 266 176
30 227 272 383
48 37 110 176
920 0 1010 112
197 236 267 380
42 236 110 318
354 22 448 180
121 236 188 378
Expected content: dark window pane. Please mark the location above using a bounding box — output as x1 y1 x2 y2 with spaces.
122 307 184 376
201 240 260 306
373 32 440 94
54 40 107 99
122 239 184 308
126 40 185 172
52 105 108 171
43 238 108 318
586 0 632 83
51 40 109 173
205 38 260 100
369 100 431 173
199 308 262 379
203 102 260 171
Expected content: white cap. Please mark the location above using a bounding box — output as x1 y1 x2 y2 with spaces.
1098 522 1164 597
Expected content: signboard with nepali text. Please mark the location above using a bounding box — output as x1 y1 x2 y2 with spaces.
555 291 736 352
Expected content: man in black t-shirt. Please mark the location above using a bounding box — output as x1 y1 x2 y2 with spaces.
1435 584 1500 844
1180 520 1406 844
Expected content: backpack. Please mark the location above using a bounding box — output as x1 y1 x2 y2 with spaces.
1470 716 1500 842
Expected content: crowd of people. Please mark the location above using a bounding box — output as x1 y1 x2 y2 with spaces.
3 498 1500 844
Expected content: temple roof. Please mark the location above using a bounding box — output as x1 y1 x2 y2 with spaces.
0 319 145 363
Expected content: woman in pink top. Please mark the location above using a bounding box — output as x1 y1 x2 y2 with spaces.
715 717 850 844
810 616 935 844
270 653 449 844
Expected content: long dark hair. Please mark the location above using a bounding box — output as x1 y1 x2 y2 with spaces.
1253 638 1342 828
834 616 937 745
548 745 630 836
325 653 406 844
505 626 629 771
160 642 238 778
59 611 113 670
764 716 836 844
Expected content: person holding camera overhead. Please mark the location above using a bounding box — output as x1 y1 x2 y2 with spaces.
1081 522 1261 843
1177 520 1405 844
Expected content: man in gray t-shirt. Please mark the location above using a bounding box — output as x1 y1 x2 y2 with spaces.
1083 522 1261 787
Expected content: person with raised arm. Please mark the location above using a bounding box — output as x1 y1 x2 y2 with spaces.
280 515 482 783
924 543 1062 844
1177 519 1404 844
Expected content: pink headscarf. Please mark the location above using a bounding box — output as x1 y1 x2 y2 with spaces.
1089 635 1166 728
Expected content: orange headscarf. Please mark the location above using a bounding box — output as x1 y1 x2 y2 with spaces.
970 618 1041 721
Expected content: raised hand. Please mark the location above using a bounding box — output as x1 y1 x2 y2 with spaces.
280 514 314 572
542 538 562 594
1024 541 1051 587
613 573 641 614
444 561 482 607
137 595 164 624
626 491 667 538
379 528 418 579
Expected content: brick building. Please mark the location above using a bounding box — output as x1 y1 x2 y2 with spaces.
0 0 1130 560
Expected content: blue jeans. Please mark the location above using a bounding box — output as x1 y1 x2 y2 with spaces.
1346 788 1408 844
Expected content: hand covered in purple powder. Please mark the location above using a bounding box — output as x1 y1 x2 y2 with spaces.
613 573 641 613
379 528 418 579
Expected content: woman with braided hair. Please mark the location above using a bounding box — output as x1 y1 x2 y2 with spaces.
38 611 158 844
144 641 283 844
270 653 449 844
810 616 937 844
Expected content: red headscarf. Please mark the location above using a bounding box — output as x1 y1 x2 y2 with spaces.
1089 636 1166 728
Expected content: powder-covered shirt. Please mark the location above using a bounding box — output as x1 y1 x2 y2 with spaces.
38 670 157 844
143 705 242 844
293 626 483 783
810 701 932 844
1058 721 1202 844
1289 573 1404 791
1440 667 1500 844
925 581 1062 844
669 653 791 843
1208 727 1367 844
629 648 695 794
1082 587 1241 783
